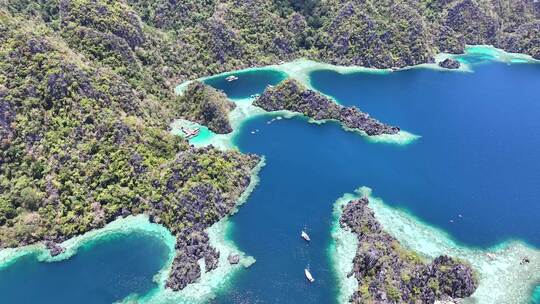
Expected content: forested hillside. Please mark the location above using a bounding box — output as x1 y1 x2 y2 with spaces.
0 0 538 293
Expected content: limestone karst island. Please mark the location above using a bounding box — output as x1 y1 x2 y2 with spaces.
1 1 539 303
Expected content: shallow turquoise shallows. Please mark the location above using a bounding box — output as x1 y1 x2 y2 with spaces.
532 286 540 304
1 56 539 303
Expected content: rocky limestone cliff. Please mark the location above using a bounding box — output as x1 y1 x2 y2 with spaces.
254 80 400 136
178 82 236 134
340 198 478 303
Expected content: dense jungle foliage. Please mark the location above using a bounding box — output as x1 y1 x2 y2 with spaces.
0 4 258 249
0 0 538 292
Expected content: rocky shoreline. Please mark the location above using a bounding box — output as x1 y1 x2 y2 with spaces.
254 79 400 136
1 146 261 293
339 197 477 303
439 58 461 69
2 0 539 301
145 148 261 291
177 81 236 134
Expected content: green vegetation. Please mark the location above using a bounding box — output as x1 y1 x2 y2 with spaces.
0 5 258 252
0 0 533 293
178 82 235 134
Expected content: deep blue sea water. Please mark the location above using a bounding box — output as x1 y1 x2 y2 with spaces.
1 58 539 303
0 232 169 304
307 63 540 248
207 61 540 303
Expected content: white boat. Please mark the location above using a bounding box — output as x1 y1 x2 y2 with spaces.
225 75 238 82
301 231 310 242
181 126 200 139
304 269 315 283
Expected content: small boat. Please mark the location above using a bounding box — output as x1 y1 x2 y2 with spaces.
226 75 238 82
250 93 260 98
304 268 315 283
301 231 310 242
185 128 200 139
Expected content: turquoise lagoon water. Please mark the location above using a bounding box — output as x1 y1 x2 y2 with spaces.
0 232 169 303
1 54 539 303
533 286 540 304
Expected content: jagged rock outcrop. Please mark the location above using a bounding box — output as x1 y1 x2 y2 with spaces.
443 0 499 45
59 0 145 49
0 91 15 150
3 0 539 295
178 81 236 134
228 253 240 265
340 198 478 303
439 58 461 69
203 16 245 65
0 11 261 293
156 147 260 291
166 229 219 290
10 0 540 79
254 80 400 136
318 1 435 68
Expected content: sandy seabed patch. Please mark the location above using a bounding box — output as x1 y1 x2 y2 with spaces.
328 192 360 303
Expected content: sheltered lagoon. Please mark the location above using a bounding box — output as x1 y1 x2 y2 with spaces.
121 158 265 304
1 46 539 303
0 158 264 304
0 215 257 304
184 45 540 303
173 60 421 148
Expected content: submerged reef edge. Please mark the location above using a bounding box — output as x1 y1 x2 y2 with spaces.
331 187 540 304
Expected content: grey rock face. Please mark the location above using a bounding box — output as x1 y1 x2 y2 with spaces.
340 198 477 303
161 151 260 291
254 80 400 136
45 241 65 257
228 253 240 265
439 58 461 69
